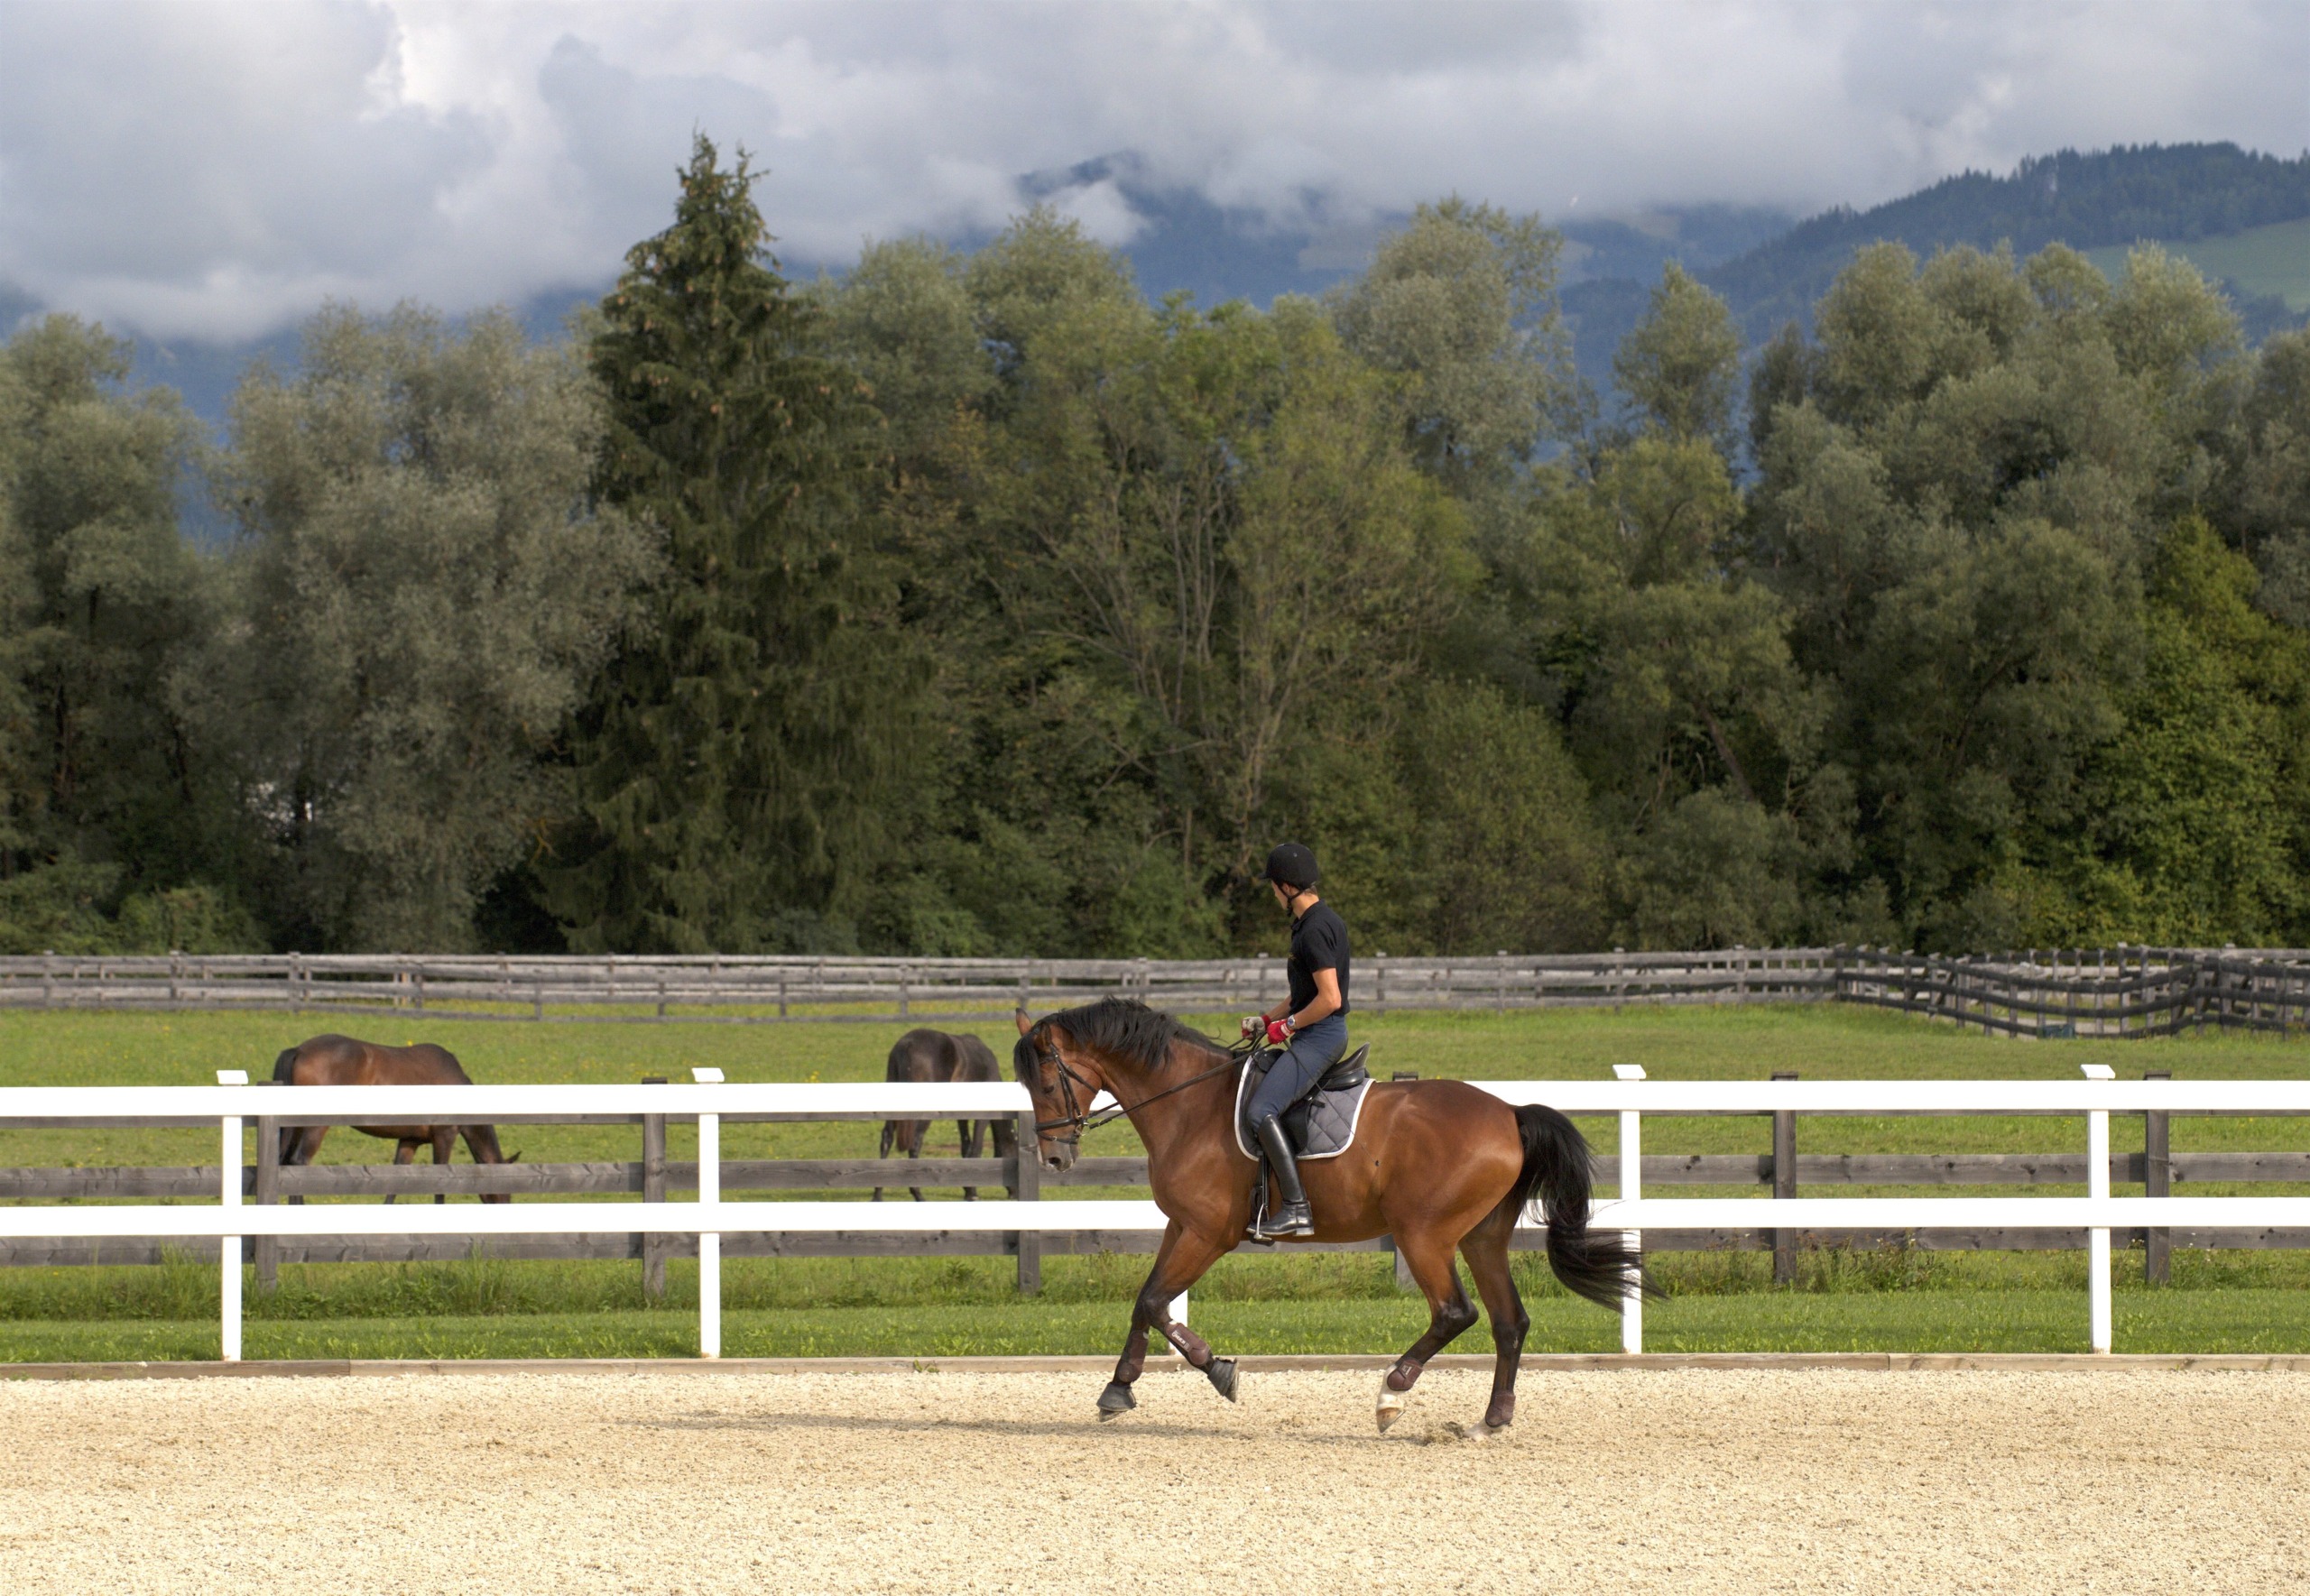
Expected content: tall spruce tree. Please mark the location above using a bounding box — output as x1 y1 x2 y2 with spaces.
551 136 919 953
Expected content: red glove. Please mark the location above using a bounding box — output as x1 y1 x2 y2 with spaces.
1264 1018 1292 1047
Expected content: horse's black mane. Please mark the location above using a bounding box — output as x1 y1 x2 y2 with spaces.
1039 997 1229 1075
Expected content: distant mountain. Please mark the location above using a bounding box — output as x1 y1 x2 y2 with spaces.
1021 153 1381 308
19 142 2307 447
1026 155 1797 399
1703 143 2310 343
1560 143 2310 414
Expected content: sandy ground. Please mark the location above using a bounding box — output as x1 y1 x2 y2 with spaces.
0 1365 2303 1594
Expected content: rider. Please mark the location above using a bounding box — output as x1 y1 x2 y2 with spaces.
1238 841 1351 1240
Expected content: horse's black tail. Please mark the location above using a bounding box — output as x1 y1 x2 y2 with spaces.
271 1047 299 1084
1507 1102 1657 1310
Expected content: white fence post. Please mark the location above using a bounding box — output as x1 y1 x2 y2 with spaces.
1615 1065 1646 1353
217 1069 246 1361
693 1067 723 1359
2083 1064 2114 1352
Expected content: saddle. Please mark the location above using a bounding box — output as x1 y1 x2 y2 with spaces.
1238 1044 1372 1241
1234 1043 1373 1162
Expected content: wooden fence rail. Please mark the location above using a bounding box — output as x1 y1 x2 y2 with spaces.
10 1144 2310 1271
2 946 2304 1035
10 1149 2310 1203
10 1073 2310 1356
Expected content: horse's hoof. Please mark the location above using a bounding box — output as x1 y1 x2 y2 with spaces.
1376 1384 1407 1433
1206 1359 1239 1403
1465 1420 1511 1444
1095 1380 1136 1419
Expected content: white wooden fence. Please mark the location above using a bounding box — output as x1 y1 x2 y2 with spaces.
5 1071 2308 1360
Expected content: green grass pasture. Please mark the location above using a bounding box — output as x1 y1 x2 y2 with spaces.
2085 217 2310 312
1 1002 2306 1360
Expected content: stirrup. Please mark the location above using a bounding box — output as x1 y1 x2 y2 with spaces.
1254 1199 1314 1239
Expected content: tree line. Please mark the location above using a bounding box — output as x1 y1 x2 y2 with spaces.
4 137 2306 958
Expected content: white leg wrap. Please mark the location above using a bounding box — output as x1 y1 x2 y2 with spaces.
1375 1378 1407 1433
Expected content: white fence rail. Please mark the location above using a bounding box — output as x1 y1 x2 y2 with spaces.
7 1072 2310 1359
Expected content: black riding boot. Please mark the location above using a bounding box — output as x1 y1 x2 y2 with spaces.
1252 1114 1315 1238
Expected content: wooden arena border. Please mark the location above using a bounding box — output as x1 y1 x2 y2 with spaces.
8 1072 2310 1358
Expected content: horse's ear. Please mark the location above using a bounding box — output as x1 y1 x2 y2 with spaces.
1013 1007 1034 1038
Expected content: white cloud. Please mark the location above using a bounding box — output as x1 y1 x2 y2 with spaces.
0 0 2302 339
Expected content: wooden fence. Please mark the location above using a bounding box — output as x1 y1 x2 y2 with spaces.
4 1086 2297 1287
10 1073 2309 1356
4 946 2305 1033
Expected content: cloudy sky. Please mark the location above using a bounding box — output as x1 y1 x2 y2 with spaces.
3 0 2306 341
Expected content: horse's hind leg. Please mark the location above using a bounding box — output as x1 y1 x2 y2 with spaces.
960 1119 982 1200
1100 1223 1235 1420
1376 1226 1482 1434
280 1126 326 1205
1461 1205 1530 1435
430 1127 456 1205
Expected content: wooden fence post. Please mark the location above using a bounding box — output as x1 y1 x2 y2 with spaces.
2143 1067 2171 1287
254 1113 280 1294
1771 1072 1797 1286
641 1077 667 1303
1013 1109 1041 1296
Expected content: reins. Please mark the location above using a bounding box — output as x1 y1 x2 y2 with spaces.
1033 1036 1255 1140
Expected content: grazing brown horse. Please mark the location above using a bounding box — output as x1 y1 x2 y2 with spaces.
1013 999 1643 1437
272 1035 517 1204
874 1029 1018 1202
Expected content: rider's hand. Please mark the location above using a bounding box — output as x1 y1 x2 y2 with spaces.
1265 1018 1292 1047
1239 1015 1264 1039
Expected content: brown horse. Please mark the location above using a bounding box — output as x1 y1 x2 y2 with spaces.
874 1029 1018 1202
272 1035 517 1204
1013 1000 1642 1437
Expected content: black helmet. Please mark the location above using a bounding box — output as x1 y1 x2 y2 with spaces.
1259 842 1320 890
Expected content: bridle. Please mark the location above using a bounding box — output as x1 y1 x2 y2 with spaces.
1029 1026 1251 1143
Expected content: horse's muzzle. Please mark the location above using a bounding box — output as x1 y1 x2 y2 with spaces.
1041 1143 1077 1174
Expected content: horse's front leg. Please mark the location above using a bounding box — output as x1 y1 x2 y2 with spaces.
430 1127 456 1205
383 1139 420 1205
1099 1223 1236 1420
873 1120 896 1202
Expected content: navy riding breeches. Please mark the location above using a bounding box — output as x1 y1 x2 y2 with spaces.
1245 1013 1350 1125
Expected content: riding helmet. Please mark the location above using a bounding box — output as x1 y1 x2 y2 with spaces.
1258 842 1320 890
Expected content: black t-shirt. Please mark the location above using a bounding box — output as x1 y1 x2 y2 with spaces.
1288 900 1351 1018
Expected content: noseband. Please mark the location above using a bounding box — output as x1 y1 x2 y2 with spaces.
1030 1031 1113 1140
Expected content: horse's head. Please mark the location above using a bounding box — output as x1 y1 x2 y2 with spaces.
1012 1007 1100 1175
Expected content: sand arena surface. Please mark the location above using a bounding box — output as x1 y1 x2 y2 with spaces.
0 1365 2303 1594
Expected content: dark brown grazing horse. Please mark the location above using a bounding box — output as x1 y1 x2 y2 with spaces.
273 1035 517 1204
1013 1000 1645 1438
874 1028 1017 1202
